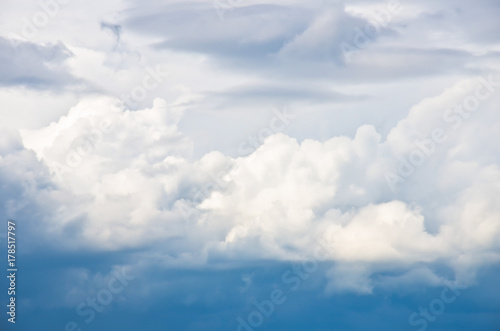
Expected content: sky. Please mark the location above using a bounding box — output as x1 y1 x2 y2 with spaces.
0 0 500 330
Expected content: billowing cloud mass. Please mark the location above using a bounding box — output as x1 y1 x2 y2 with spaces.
1 0 500 330
11 73 500 295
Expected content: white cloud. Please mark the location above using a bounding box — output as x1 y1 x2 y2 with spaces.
1 0 500 297
6 73 498 292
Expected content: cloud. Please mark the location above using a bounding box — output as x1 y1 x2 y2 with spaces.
0 37 78 89
0 7 499 330
4 73 496 295
0 1 499 329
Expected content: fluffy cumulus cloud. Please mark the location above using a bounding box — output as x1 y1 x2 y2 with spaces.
6 73 498 294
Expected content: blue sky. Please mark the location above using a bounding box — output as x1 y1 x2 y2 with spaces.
1 0 500 330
